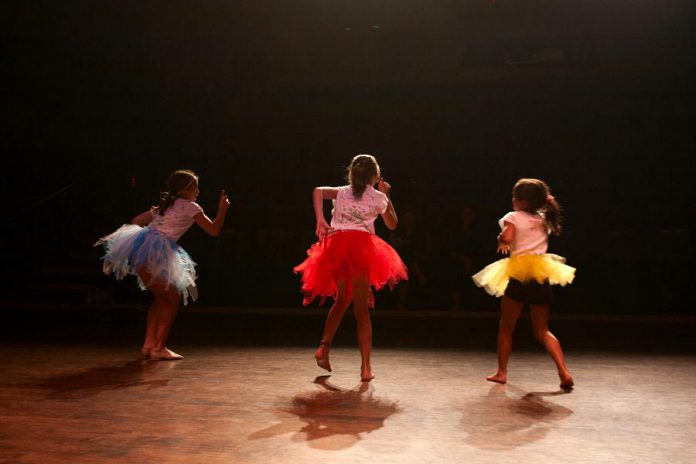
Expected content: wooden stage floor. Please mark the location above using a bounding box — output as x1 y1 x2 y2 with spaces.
1 343 694 464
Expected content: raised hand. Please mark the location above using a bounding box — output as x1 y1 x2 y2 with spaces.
377 178 391 194
219 190 230 212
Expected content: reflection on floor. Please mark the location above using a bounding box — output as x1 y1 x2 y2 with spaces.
1 344 694 464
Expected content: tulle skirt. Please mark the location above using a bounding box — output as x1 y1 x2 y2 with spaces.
294 230 408 308
95 225 198 305
472 253 575 298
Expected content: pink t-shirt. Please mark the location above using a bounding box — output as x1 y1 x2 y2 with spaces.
499 211 549 256
150 198 204 241
330 185 389 234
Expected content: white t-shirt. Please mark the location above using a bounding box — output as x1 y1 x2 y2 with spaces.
330 185 389 234
150 198 204 241
499 211 549 256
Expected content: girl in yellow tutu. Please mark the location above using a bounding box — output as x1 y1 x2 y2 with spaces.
472 178 575 389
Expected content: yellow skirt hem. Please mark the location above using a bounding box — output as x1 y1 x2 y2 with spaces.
472 253 575 298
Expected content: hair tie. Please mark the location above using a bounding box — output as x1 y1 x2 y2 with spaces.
546 195 555 204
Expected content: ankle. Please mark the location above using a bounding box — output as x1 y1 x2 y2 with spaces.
317 340 331 351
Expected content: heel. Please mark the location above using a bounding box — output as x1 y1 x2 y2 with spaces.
315 341 332 372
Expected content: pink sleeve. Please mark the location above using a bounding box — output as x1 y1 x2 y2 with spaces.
376 193 388 214
185 201 204 218
498 211 517 230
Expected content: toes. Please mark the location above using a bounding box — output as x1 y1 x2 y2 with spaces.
486 375 506 384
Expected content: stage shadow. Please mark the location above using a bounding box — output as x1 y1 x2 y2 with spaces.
24 359 174 399
249 375 402 450
461 383 573 451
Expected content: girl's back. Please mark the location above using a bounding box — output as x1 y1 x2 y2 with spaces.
330 185 388 234
150 198 203 241
500 211 548 256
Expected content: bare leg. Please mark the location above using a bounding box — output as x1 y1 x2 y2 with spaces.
487 296 524 384
138 269 158 357
149 286 181 360
352 275 373 381
138 268 183 361
315 281 351 372
141 301 158 357
530 305 574 389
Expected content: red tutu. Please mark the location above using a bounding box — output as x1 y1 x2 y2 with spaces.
294 230 408 308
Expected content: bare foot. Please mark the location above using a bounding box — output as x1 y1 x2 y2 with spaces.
149 348 184 361
140 347 153 358
315 343 331 372
360 366 374 382
486 372 507 384
559 370 574 390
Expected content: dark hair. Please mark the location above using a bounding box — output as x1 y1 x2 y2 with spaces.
155 169 198 215
347 154 380 199
512 178 562 235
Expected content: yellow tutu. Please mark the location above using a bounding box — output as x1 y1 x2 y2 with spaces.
472 254 576 297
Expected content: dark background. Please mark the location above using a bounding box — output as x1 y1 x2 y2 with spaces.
2 1 695 314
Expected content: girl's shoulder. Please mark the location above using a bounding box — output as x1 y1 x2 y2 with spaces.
340 184 370 197
500 210 518 223
499 210 539 228
503 210 542 221
368 185 387 199
171 198 203 215
359 185 386 202
334 185 351 199
338 185 385 204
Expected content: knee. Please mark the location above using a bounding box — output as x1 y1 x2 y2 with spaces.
498 323 516 337
162 291 181 307
353 308 370 323
533 329 548 343
335 295 352 311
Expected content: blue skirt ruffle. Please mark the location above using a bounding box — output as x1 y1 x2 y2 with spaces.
95 225 198 305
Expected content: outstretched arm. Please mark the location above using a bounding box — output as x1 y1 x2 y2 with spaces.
377 179 398 230
194 190 230 237
313 187 339 239
131 210 153 226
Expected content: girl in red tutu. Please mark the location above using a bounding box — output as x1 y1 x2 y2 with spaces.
294 154 407 381
472 178 575 389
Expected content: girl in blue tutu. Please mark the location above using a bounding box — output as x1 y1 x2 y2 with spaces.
96 169 229 360
472 178 575 389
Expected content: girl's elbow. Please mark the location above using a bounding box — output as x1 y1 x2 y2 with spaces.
202 224 221 237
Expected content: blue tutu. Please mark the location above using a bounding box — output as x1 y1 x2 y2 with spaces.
95 225 198 305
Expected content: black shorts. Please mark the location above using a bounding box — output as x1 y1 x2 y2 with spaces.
504 279 554 305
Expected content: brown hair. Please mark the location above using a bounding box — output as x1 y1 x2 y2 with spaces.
155 169 198 215
346 154 380 199
512 178 562 235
